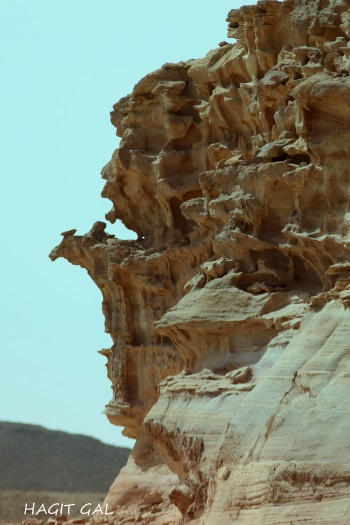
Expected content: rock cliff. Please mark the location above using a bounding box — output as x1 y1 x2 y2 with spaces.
51 1 350 523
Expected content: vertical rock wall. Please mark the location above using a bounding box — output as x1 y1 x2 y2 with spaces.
51 1 350 523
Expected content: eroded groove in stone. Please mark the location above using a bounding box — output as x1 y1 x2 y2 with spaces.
51 1 350 523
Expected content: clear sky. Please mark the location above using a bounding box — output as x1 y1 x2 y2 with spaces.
0 0 255 448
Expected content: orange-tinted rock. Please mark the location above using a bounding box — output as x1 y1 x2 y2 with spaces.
51 1 350 523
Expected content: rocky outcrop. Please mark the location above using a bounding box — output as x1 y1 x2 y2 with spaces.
51 1 350 523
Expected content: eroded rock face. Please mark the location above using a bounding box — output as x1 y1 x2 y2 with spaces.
51 1 350 523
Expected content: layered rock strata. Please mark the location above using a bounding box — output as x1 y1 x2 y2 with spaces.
51 0 350 523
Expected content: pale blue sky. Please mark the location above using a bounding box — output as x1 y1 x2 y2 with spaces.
0 0 254 448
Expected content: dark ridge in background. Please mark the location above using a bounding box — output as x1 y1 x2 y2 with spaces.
0 422 131 492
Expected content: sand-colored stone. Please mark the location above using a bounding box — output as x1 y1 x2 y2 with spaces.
51 0 350 523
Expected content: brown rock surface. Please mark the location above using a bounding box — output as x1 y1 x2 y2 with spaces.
51 0 350 523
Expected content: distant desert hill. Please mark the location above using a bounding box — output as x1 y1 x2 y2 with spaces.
0 422 131 492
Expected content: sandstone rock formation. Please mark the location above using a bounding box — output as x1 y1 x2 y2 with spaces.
51 1 350 523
